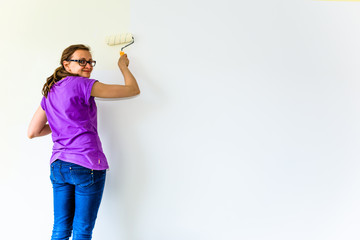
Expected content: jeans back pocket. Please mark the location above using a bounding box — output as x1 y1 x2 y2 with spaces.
70 167 94 187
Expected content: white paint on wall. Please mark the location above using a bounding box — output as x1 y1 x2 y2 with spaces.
2 0 360 239
126 0 360 239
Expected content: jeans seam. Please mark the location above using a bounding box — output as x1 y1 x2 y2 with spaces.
51 165 57 182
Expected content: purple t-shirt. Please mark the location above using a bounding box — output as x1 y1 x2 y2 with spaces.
40 76 108 170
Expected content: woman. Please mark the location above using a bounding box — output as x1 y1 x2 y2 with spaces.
27 44 140 240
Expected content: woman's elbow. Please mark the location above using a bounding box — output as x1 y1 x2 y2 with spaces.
27 132 35 139
134 89 141 96
126 88 140 97
27 128 37 139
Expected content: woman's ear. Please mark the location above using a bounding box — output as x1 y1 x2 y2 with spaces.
63 60 70 72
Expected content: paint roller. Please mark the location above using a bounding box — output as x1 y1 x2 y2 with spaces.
105 33 134 56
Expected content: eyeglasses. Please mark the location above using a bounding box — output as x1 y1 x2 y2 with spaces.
67 59 96 67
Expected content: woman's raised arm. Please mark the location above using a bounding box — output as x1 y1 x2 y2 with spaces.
91 54 140 98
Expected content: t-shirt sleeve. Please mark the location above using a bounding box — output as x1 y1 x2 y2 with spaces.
77 77 98 105
40 96 46 110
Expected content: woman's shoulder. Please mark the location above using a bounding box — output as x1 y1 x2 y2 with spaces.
71 76 96 82
64 76 96 86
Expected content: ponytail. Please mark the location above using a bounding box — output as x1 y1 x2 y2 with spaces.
42 44 91 98
42 66 77 97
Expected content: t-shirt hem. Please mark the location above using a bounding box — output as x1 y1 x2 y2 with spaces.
50 153 109 171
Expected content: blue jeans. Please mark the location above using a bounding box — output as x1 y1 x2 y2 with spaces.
50 160 106 240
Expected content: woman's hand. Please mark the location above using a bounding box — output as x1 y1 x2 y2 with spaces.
118 54 129 70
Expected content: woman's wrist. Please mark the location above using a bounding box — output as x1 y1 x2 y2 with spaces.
119 64 129 73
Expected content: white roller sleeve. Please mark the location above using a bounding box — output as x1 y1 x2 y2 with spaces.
105 33 133 46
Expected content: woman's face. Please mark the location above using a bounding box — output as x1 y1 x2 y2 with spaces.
63 50 94 78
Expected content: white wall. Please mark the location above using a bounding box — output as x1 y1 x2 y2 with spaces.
2 0 360 239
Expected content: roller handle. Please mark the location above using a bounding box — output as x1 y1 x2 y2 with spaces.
120 37 134 56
